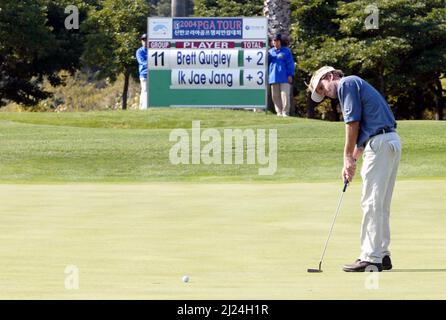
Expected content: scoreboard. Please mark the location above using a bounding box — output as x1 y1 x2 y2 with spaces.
147 17 268 109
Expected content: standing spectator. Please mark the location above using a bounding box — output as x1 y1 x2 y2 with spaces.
136 34 148 110
268 34 295 117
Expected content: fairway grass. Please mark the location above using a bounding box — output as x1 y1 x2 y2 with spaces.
0 110 445 299
0 180 445 299
0 110 446 183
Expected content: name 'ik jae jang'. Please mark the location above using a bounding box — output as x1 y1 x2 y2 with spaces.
177 70 234 87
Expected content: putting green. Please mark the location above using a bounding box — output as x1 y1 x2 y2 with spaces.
0 180 444 299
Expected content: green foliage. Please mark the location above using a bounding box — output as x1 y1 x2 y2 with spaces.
0 0 90 106
81 0 151 109
32 71 141 111
291 0 446 120
82 0 150 81
1 0 444 120
153 0 171 16
1 71 141 112
194 0 263 17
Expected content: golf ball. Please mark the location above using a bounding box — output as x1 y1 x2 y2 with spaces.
182 275 190 283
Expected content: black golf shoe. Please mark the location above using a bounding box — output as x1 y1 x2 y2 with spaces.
382 255 392 270
343 260 383 272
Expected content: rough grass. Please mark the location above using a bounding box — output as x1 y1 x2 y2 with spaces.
0 109 445 183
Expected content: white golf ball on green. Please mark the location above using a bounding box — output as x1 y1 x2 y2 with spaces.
182 275 190 283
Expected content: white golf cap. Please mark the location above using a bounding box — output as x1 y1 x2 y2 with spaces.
308 66 336 103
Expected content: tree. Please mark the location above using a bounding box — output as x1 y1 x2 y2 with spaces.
194 0 263 17
289 0 342 119
0 0 91 107
170 0 194 17
264 0 292 114
336 0 446 120
171 0 186 16
153 0 171 16
264 0 291 40
291 0 446 120
82 0 150 110
186 0 195 16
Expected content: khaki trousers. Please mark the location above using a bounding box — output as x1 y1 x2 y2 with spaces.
359 131 401 263
271 83 291 115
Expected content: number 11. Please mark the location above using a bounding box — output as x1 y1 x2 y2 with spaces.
151 51 165 66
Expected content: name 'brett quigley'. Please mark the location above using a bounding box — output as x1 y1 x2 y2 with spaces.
177 50 233 68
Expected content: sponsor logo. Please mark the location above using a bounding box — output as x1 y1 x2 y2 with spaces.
151 21 169 37
245 25 265 31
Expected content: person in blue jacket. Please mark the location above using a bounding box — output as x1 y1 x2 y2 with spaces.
268 34 295 117
136 34 148 109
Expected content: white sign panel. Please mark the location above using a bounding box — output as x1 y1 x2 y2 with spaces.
243 69 266 88
243 49 266 69
148 18 173 39
171 69 240 89
242 18 268 40
148 49 241 70
147 49 171 69
173 49 239 69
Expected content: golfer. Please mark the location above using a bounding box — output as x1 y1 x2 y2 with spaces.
308 66 401 272
136 34 148 110
268 34 295 117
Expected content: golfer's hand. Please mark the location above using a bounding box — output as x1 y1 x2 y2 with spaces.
288 76 293 84
342 157 356 182
353 147 364 160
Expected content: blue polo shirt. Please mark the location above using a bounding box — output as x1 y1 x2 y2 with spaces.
136 46 147 79
337 76 397 148
268 46 295 84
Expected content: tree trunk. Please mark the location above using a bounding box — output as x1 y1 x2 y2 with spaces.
289 88 296 116
330 98 340 121
122 68 130 110
264 0 292 115
378 63 386 98
171 0 186 17
432 79 444 120
414 87 424 120
437 97 444 121
306 93 315 119
267 84 274 113
264 0 291 41
185 0 194 16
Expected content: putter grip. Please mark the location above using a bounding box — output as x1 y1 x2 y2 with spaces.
343 180 349 192
342 158 355 192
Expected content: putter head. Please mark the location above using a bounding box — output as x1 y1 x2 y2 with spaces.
307 261 323 273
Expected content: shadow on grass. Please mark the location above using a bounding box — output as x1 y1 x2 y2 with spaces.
390 269 446 273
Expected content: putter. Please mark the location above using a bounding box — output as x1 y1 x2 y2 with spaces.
307 180 349 273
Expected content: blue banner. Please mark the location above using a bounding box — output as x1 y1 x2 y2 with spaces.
172 18 243 40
